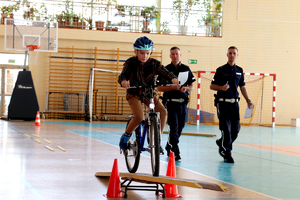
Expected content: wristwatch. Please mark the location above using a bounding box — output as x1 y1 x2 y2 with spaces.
247 99 251 103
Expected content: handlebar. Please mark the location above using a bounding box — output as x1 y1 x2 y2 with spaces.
128 83 177 89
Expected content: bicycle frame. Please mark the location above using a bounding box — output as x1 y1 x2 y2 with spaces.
124 83 168 176
137 111 160 153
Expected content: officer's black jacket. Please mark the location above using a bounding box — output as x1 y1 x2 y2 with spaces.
211 63 245 99
158 62 195 99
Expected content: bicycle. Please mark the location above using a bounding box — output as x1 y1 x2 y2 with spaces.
122 82 167 177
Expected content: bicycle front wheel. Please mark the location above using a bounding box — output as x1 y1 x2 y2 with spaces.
149 115 160 176
125 119 140 173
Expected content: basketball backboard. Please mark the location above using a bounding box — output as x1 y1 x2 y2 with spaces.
4 18 58 52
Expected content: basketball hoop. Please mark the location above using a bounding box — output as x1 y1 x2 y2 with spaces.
26 45 41 51
26 45 41 66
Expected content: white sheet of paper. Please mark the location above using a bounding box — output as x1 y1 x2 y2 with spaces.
244 104 254 118
178 71 188 85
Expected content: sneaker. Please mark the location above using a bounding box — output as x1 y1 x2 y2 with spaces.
224 154 234 163
119 133 131 151
175 154 181 161
216 139 225 158
160 146 164 155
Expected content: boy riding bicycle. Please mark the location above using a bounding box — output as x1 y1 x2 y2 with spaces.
118 36 179 153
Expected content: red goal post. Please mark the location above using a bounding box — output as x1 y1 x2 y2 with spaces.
187 71 276 127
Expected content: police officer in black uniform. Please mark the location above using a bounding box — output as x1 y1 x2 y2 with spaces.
157 46 195 161
210 46 253 163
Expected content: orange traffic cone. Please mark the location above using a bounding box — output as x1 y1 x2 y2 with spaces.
33 111 42 126
34 126 41 136
105 159 123 198
164 152 182 198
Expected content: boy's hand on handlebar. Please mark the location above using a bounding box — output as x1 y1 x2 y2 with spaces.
121 80 130 89
171 78 179 85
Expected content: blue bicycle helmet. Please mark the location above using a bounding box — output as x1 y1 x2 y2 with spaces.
133 36 155 50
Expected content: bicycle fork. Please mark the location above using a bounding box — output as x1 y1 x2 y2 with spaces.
138 120 148 152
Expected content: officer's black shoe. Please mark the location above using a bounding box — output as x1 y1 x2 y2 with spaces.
224 154 234 163
165 145 171 157
216 139 225 158
160 146 164 155
175 154 181 161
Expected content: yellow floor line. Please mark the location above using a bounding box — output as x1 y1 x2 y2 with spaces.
34 139 42 144
43 139 52 144
31 134 41 138
57 146 67 152
45 146 55 152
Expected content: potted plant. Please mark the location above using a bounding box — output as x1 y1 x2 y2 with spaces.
116 5 125 14
103 0 117 24
70 13 80 28
1 6 9 17
48 15 54 22
62 12 72 28
141 16 151 33
141 6 159 19
26 11 30 19
202 13 212 25
22 11 27 20
85 17 93 30
146 6 159 20
172 0 201 35
111 27 118 31
1 6 9 24
161 21 171 34
78 18 86 29
141 7 151 18
142 27 151 33
29 4 38 21
126 6 134 15
202 0 223 36
56 14 63 28
40 3 48 21
57 14 63 22
1 3 19 20
95 20 105 30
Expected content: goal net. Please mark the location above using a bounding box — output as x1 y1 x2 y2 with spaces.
187 71 276 127
88 68 130 122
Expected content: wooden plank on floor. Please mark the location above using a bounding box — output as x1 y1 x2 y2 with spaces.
95 172 226 192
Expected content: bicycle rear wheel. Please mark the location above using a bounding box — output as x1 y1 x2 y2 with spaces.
149 115 160 176
125 119 141 173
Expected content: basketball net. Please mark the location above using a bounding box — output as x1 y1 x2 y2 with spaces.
28 50 39 66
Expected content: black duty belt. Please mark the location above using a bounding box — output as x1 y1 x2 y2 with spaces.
218 98 239 103
167 98 185 103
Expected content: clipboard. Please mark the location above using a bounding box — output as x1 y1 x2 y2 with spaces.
244 104 254 118
178 71 188 85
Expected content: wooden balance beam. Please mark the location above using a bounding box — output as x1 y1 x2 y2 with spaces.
95 172 226 192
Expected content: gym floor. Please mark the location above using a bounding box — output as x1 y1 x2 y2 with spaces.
1 119 299 200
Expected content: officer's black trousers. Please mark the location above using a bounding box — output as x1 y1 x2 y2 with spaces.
166 101 187 156
216 102 241 155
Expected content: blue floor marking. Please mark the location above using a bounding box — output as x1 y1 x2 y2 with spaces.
8 125 34 140
46 121 300 199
